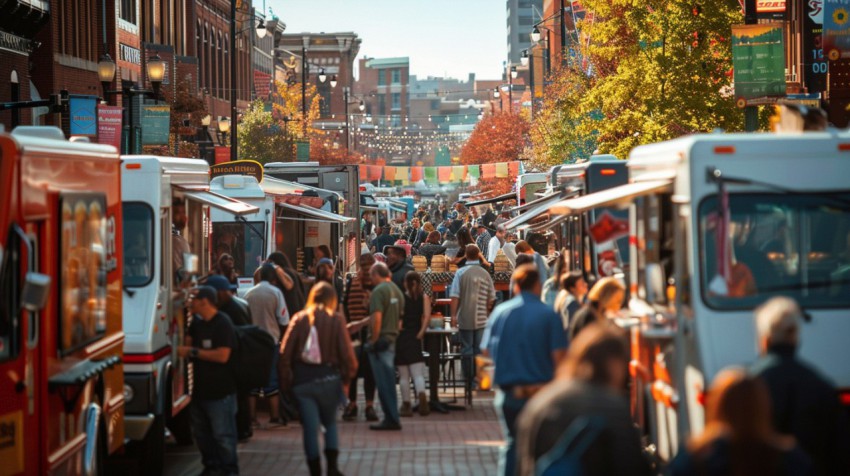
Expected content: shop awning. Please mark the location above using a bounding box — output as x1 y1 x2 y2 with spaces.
262 176 343 200
182 190 259 216
528 214 569 233
549 179 673 215
465 192 517 207
384 200 408 214
510 190 565 214
276 202 354 224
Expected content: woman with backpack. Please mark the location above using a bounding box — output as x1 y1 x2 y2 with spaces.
279 282 358 476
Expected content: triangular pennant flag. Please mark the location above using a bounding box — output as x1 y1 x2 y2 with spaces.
467 165 480 179
508 161 520 177
411 166 423 182
438 166 452 182
496 162 509 178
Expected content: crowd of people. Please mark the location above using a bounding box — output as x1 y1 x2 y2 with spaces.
177 198 849 476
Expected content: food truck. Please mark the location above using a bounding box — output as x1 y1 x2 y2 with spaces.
208 172 354 289
0 127 124 474
120 156 257 473
547 130 850 463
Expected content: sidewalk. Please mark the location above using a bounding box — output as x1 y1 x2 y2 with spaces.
164 391 502 475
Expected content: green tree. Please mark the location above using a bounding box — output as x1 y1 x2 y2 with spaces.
532 0 746 165
238 99 291 164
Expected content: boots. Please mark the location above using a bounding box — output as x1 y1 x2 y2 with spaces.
325 448 343 476
307 457 321 476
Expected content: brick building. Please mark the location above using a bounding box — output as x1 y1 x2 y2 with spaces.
355 56 409 129
0 0 49 128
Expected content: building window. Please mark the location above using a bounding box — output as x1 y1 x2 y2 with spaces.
377 94 385 113
378 72 386 86
120 0 137 24
430 99 440 110
392 93 400 111
519 15 533 26
218 33 223 100
391 69 401 84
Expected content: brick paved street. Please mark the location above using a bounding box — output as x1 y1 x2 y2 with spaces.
163 390 503 475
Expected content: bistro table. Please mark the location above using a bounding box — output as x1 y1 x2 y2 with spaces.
423 326 466 413
421 270 513 297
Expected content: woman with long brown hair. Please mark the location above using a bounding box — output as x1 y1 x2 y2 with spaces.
668 368 811 476
568 277 625 341
395 271 432 417
279 282 357 476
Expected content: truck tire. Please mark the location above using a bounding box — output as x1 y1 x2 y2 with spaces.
138 414 165 475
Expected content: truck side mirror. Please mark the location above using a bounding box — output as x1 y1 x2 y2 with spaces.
22 272 51 311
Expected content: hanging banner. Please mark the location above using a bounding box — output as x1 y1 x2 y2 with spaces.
481 163 496 179
141 104 171 145
214 146 230 164
824 0 850 60
732 23 786 107
396 166 409 183
451 165 467 182
467 165 480 179
359 166 369 181
437 166 452 182
424 167 437 183
495 162 509 178
411 166 423 182
97 105 123 150
69 96 98 137
384 166 397 181
369 165 383 181
508 161 521 177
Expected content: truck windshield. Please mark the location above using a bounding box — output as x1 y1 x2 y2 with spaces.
123 203 154 287
699 193 850 309
211 222 265 277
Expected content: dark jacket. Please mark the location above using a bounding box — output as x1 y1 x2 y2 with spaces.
668 436 811 476
390 260 414 291
750 344 850 476
516 380 651 476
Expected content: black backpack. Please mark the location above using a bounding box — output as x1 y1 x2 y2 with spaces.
231 325 277 391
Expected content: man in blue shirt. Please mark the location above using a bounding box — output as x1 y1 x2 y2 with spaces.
481 265 568 476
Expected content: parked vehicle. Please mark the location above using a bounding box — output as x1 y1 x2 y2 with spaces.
120 156 257 473
547 130 850 463
0 127 124 474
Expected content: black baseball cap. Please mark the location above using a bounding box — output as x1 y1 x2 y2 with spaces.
192 285 219 306
205 275 237 292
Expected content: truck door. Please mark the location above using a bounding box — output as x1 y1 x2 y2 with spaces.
0 224 42 474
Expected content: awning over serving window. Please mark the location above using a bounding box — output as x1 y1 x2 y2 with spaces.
182 190 259 216
548 179 673 215
465 192 517 207
504 192 571 231
262 176 343 200
276 202 354 224
510 190 565 214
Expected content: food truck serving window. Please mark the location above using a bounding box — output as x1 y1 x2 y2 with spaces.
699 193 850 309
123 202 154 287
60 193 108 355
212 222 266 277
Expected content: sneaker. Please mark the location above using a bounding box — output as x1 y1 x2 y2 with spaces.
369 420 402 431
365 405 379 422
418 392 430 416
268 418 286 427
399 402 413 417
342 403 358 422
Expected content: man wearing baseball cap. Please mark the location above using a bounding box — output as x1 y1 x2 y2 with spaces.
178 285 239 475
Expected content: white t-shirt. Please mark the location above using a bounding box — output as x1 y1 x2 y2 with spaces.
487 235 503 262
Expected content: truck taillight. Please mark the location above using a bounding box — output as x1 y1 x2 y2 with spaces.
600 168 617 176
125 163 142 169
714 146 735 155
840 390 850 406
838 143 850 152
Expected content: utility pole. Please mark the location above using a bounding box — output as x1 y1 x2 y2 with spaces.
230 0 238 161
743 0 759 132
560 0 567 66
301 45 307 136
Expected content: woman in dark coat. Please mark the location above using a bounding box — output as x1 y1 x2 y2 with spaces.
395 271 431 417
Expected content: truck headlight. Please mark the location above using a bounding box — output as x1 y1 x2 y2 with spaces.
123 384 135 403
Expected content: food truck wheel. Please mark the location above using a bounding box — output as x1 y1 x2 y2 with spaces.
139 414 165 475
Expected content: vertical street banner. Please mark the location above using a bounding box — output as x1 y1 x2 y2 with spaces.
824 0 850 60
97 105 123 150
732 24 786 107
214 146 230 164
69 96 97 137
804 0 827 94
140 104 171 145
296 141 310 161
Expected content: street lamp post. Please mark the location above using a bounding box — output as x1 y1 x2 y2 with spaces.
230 0 237 161
509 66 517 114
493 88 501 113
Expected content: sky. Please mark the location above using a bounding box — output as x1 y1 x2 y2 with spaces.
267 0 506 81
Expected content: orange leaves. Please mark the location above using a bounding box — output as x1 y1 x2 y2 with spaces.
459 112 530 166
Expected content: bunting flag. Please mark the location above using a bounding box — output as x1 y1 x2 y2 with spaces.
359 166 369 181
437 166 452 182
467 165 480 179
384 166 397 181
481 163 496 179
396 166 409 185
424 167 437 183
508 161 520 177
452 165 467 182
496 162 509 178
411 166 423 182
369 165 383 181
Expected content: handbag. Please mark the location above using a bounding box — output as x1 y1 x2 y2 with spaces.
300 312 322 364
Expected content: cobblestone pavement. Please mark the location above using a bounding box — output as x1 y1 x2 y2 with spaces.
164 390 503 475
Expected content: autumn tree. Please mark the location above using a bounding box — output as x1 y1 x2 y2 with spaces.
459 111 530 165
143 76 209 158
532 0 746 165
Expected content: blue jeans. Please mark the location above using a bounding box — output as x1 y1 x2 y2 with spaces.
459 328 484 383
368 347 400 425
293 376 343 460
190 393 239 475
494 389 528 476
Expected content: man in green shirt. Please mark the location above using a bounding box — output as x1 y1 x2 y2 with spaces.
368 262 405 430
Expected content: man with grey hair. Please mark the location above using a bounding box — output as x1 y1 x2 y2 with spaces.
750 297 850 476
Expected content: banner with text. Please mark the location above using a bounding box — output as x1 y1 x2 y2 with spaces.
732 23 786 107
97 105 123 150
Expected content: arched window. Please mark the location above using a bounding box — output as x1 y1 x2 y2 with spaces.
204 24 210 92
224 35 229 101
196 20 203 88
209 29 216 97
217 32 223 100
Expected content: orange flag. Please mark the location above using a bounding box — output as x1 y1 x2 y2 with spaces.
410 166 423 182
508 161 520 177
438 166 452 181
481 163 496 179
384 166 397 181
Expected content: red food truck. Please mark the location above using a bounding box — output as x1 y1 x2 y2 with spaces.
0 127 125 474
